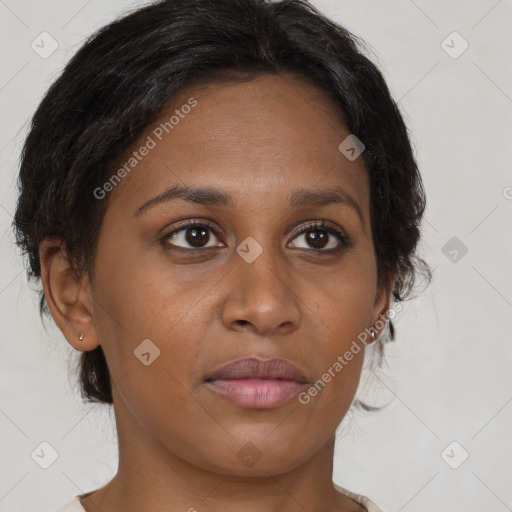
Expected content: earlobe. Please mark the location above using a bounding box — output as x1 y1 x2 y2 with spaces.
39 238 99 351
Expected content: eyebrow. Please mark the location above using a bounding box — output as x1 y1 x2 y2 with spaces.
133 184 364 225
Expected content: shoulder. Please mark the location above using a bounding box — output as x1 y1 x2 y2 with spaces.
53 496 86 512
333 482 386 512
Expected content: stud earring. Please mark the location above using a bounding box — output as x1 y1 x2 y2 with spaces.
78 333 84 341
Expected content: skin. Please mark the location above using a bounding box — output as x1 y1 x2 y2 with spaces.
40 73 395 512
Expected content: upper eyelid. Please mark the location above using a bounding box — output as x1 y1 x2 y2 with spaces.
164 218 346 236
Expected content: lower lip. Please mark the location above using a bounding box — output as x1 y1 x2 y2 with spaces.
205 378 306 409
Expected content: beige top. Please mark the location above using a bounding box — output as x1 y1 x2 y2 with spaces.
55 483 384 512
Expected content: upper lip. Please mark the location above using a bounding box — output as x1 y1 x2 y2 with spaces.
205 357 308 383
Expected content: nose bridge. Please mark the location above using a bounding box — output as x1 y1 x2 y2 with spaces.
221 232 301 334
235 232 287 296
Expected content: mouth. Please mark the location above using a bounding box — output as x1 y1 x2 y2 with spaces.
204 357 308 409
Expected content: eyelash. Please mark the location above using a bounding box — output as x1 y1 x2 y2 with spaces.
159 219 353 253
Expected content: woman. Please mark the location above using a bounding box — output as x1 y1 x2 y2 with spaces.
13 0 431 510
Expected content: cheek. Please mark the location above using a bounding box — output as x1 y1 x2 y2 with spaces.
92 231 191 337
304 251 377 341
293 252 375 401
112 357 225 470
91 239 211 386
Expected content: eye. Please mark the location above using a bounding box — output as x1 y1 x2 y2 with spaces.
290 220 352 252
160 219 353 253
160 219 222 250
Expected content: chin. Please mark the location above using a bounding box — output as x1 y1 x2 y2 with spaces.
189 441 317 477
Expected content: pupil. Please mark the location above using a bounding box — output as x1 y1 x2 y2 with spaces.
307 229 327 249
186 227 209 247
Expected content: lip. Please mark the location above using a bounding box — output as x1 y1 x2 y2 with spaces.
204 357 309 409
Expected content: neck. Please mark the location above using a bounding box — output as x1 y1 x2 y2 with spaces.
79 394 362 512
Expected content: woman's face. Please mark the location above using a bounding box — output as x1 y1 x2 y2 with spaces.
72 73 392 475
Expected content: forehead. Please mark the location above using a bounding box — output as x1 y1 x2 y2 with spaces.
106 73 369 217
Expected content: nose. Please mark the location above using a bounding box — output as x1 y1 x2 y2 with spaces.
220 241 301 337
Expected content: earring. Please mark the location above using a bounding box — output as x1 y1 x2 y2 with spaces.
78 333 84 341
370 329 376 341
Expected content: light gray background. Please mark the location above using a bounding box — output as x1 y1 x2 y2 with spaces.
1 1 511 511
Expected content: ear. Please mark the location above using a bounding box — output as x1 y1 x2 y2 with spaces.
39 237 99 351
370 270 397 343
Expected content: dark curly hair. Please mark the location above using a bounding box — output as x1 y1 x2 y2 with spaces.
12 0 431 410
